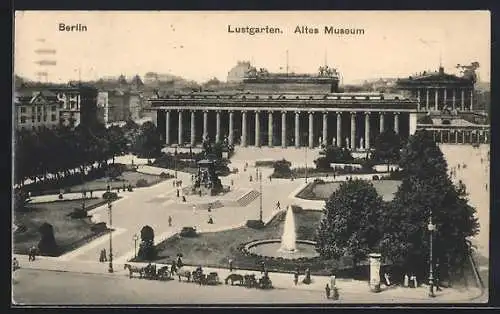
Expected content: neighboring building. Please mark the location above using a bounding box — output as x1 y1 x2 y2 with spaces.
227 61 252 83
396 66 476 112
97 91 109 124
14 90 61 131
107 89 143 122
14 84 98 130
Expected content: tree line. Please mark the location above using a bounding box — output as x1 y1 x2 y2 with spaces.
315 130 479 282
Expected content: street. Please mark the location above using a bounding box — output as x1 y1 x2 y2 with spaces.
12 269 484 305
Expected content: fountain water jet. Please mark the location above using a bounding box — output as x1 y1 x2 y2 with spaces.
280 206 297 252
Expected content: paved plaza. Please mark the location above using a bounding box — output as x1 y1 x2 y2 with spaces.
13 144 490 304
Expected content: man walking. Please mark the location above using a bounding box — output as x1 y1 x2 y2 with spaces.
228 258 234 272
168 216 172 227
325 284 331 299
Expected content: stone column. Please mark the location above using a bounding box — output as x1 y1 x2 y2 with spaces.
281 111 287 148
255 111 260 147
394 112 399 134
336 112 342 147
165 110 170 145
369 253 382 292
295 111 300 148
443 88 447 109
417 89 421 111
268 111 273 147
440 130 444 143
308 112 314 148
455 131 458 144
241 111 247 147
434 88 439 111
461 89 465 111
409 113 417 135
426 89 430 110
228 111 234 146
215 111 221 143
178 110 183 146
190 110 196 146
322 112 328 146
470 89 474 111
350 112 356 151
452 89 456 111
448 130 451 143
379 113 385 134
364 112 370 150
203 110 208 140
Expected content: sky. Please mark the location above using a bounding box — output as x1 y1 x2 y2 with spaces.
14 11 490 84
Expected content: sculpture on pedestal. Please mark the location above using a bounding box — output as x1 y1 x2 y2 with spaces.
360 137 364 150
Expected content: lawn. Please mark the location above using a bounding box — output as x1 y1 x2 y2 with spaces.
297 180 401 202
13 197 113 256
67 171 168 193
140 210 366 277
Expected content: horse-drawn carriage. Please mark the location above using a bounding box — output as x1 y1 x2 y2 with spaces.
224 273 273 289
123 263 173 281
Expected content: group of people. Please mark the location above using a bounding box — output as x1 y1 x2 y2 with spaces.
98 248 108 262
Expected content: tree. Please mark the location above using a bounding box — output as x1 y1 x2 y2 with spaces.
379 130 479 279
106 125 128 163
131 74 144 87
371 129 402 166
317 145 353 164
315 179 385 265
132 121 162 158
138 225 157 261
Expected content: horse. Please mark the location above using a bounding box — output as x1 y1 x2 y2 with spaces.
177 269 192 282
124 264 144 279
225 273 245 285
157 266 171 280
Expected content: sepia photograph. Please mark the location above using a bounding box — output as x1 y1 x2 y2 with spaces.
12 11 490 305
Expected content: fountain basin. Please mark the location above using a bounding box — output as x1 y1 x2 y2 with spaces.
243 239 319 260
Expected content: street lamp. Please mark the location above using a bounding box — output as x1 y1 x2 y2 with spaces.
108 202 114 273
427 209 436 298
133 234 139 259
259 168 263 222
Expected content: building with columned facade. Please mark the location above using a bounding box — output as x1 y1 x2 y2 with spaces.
149 64 421 150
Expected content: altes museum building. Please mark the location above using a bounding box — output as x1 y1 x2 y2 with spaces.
149 62 489 149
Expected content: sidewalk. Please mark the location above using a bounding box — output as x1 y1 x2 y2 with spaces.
13 254 484 303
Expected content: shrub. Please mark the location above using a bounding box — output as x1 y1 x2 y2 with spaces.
180 227 198 237
246 220 265 229
136 179 148 187
255 160 276 167
38 222 59 256
102 191 118 201
138 241 157 261
314 157 332 170
90 222 108 233
105 164 126 180
313 178 325 184
140 225 155 242
291 205 303 213
159 172 172 179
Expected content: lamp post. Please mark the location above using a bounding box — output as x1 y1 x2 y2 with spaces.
133 234 139 259
427 209 436 298
259 168 263 222
108 202 113 273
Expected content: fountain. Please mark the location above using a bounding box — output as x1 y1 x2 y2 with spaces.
242 205 319 260
280 206 297 252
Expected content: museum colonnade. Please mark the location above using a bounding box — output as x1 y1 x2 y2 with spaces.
158 109 415 150
415 87 474 112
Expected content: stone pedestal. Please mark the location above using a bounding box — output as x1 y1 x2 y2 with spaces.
368 253 382 292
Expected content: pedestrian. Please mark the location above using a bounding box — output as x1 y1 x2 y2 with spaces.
176 189 180 197
485 183 488 191
182 195 186 202
330 274 336 289
259 173 262 181
403 274 409 287
384 272 391 286
208 215 214 224
102 248 107 262
249 175 253 182
435 263 442 291
231 179 234 186
13 257 20 271
177 255 183 268
260 260 265 274
29 245 37 261
208 204 212 213
168 215 172 227
410 274 417 288
325 283 331 299
99 249 103 262
269 176 272 182
229 259 233 272
294 270 299 285
193 205 197 214
173 180 176 187
90 190 93 198
276 201 281 210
